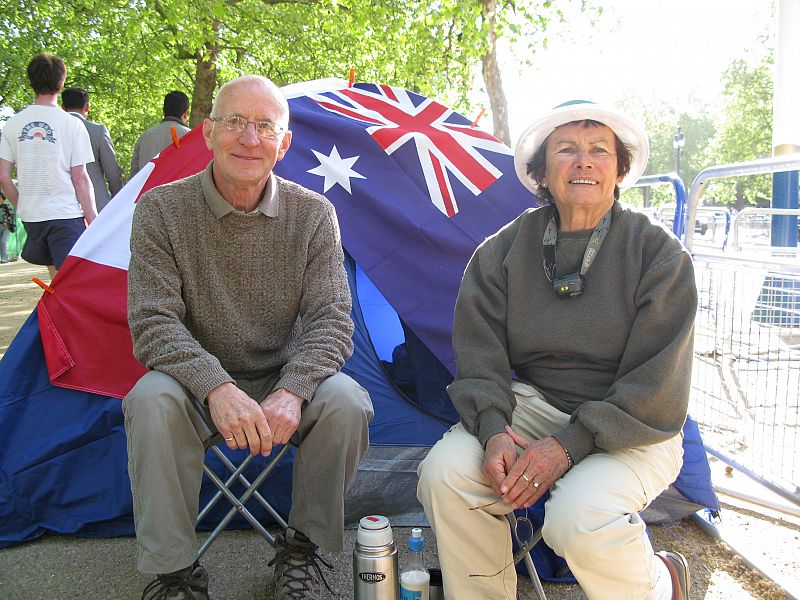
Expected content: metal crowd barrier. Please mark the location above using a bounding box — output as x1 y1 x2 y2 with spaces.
729 207 800 253
684 154 800 250
634 163 800 507
691 253 799 506
679 157 800 507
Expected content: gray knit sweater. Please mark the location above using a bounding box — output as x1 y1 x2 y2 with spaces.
448 201 697 464
128 162 353 402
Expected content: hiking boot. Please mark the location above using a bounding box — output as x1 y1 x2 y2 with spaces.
656 551 690 600
141 563 210 600
267 528 333 599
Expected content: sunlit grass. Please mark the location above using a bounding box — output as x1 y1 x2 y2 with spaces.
0 261 47 361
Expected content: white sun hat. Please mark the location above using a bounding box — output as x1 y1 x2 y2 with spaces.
513 100 650 195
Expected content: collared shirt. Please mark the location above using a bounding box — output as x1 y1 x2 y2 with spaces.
201 162 279 219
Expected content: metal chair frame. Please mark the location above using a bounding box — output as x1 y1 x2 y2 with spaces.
507 512 547 600
192 398 291 559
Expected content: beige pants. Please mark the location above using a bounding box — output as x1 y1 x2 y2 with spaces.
123 369 373 574
417 381 683 600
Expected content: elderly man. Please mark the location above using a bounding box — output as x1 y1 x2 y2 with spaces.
124 75 373 600
0 53 95 279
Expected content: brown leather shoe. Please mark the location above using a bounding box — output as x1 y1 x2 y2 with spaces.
656 551 690 600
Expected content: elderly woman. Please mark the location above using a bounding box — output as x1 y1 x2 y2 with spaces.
417 101 696 600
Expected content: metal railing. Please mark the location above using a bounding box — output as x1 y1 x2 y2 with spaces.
684 154 800 250
691 253 799 506
635 163 800 507
630 172 686 236
730 207 800 252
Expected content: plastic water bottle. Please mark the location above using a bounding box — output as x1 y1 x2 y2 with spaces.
353 515 399 600
400 528 430 600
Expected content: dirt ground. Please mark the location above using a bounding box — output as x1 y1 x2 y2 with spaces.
0 258 798 599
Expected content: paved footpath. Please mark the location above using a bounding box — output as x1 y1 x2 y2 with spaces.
0 526 590 599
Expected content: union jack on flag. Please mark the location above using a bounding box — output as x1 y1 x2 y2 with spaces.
309 84 511 217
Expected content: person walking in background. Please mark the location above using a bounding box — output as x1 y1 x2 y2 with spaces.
0 191 16 263
130 90 191 177
0 53 96 280
61 87 124 212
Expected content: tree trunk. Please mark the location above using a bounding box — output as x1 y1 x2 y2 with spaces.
190 34 219 126
735 179 746 209
481 0 510 146
643 186 652 208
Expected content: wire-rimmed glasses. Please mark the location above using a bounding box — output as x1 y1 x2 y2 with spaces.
468 500 536 579
209 115 286 139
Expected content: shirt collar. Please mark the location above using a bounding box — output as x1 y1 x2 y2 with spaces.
201 161 280 219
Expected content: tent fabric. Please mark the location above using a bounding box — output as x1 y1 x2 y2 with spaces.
0 310 133 547
0 80 718 580
342 253 452 446
35 80 537 399
0 252 450 549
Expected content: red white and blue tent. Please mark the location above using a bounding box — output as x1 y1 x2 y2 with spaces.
0 79 717 580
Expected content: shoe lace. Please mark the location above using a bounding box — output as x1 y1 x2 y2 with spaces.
268 537 334 599
140 571 204 600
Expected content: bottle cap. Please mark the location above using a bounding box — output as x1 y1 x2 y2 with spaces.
408 527 424 551
356 515 393 547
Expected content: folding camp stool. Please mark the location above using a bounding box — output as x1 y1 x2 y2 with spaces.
191 397 291 559
506 512 547 600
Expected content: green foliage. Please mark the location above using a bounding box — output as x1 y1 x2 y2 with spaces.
619 52 776 211
617 99 715 208
0 0 194 172
0 0 573 178
704 56 774 208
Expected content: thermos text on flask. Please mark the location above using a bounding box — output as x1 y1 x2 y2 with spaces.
353 515 399 600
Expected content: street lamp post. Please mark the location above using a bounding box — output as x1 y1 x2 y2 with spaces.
673 128 685 180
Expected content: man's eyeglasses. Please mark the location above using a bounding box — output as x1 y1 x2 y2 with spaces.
209 115 286 139
468 503 538 579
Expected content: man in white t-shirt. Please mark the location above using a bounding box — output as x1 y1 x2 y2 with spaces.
0 53 96 279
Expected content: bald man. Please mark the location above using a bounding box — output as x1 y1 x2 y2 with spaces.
124 76 372 600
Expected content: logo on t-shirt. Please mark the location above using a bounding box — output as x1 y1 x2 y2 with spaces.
18 121 57 143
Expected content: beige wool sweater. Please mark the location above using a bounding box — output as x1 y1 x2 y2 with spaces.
128 163 354 402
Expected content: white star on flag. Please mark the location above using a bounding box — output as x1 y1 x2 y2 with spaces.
307 145 366 193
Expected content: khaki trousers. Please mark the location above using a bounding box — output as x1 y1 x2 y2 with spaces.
417 381 683 600
123 369 373 574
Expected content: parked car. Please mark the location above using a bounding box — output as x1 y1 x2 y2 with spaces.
695 220 708 235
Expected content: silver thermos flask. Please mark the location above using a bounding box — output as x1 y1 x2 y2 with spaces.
353 515 399 600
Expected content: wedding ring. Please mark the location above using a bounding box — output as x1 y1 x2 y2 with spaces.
521 474 531 483
224 436 235 442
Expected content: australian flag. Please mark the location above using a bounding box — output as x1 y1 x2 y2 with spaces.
35 78 535 398
276 80 536 372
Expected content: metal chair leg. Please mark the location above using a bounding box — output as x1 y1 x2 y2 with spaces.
190 396 291 559
196 444 290 558
507 513 547 600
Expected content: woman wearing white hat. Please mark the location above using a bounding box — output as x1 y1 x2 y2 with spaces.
418 101 696 600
